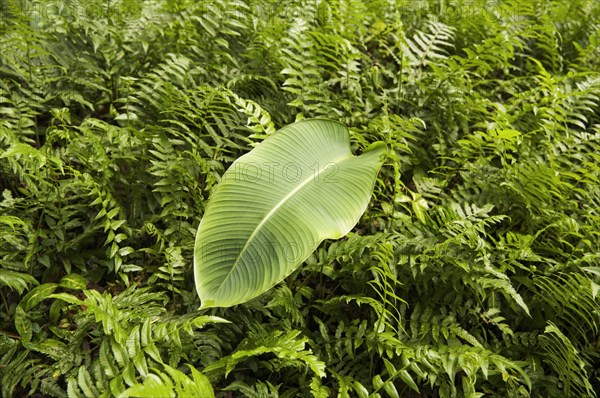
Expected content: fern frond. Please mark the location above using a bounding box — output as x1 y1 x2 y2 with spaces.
403 20 456 69
534 273 599 346
203 328 326 379
541 322 596 397
118 364 214 398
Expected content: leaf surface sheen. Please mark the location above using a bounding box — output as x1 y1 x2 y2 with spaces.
194 119 385 308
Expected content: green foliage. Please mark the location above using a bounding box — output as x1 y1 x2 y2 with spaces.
1 0 599 396
194 119 386 308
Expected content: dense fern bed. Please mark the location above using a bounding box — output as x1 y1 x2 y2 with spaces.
1 0 599 397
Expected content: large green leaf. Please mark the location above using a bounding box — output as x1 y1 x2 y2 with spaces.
194 119 386 308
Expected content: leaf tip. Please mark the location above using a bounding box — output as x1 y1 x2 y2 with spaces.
199 299 217 310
